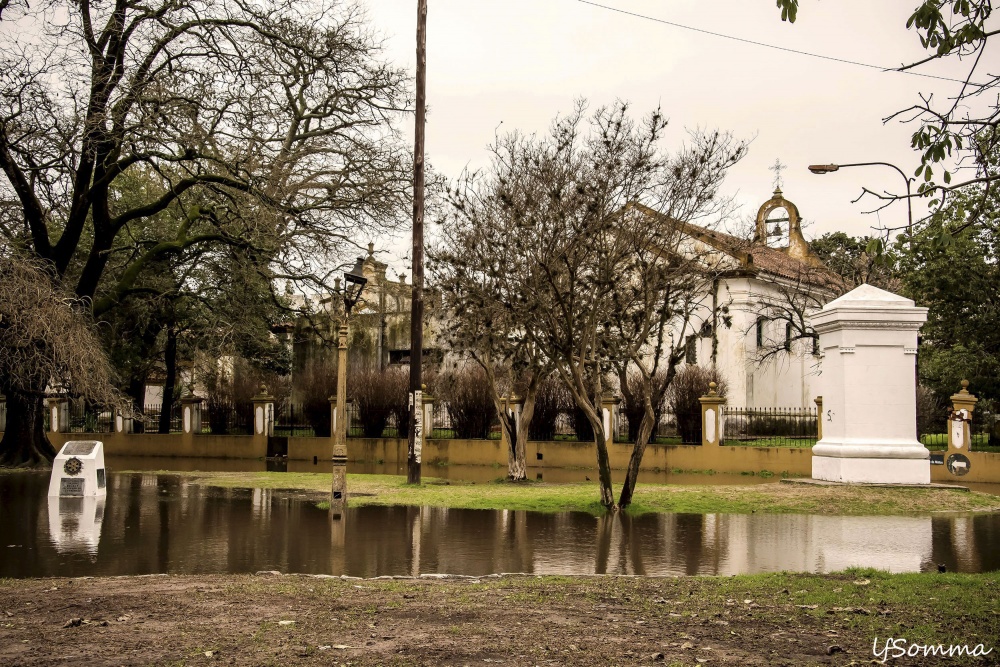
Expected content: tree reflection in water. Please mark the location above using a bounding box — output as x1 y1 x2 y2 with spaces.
0 472 995 578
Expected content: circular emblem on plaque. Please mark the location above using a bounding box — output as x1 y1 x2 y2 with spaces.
63 457 83 476
946 453 971 476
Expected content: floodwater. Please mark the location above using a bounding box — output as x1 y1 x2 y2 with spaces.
2 472 998 578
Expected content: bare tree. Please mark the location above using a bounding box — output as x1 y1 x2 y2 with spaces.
746 265 844 366
438 100 745 508
433 131 559 480
0 253 124 465
601 129 746 509
0 0 411 463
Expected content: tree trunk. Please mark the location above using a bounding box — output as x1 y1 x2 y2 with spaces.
510 392 537 481
0 385 56 467
592 419 615 509
618 401 655 509
159 324 177 434
506 411 526 481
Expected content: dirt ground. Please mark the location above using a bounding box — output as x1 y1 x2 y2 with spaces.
0 573 996 666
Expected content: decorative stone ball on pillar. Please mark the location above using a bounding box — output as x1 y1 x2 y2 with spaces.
811 284 930 484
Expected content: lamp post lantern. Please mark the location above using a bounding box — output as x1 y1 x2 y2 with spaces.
331 257 368 511
807 162 914 235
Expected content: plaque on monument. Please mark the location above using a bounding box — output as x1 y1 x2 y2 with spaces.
48 440 107 497
60 478 85 496
63 441 99 455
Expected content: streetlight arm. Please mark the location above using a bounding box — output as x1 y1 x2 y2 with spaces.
807 161 914 234
834 162 911 186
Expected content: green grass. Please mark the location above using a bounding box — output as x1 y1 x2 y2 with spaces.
130 469 1000 516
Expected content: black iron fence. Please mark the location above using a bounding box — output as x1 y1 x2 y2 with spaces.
202 399 253 435
274 402 322 438
19 393 995 451
431 402 499 440
347 402 407 438
723 406 818 447
615 410 704 444
64 400 114 433
133 402 182 433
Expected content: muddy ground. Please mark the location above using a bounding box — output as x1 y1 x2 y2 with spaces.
0 572 997 666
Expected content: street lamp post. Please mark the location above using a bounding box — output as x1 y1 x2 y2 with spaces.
331 257 368 511
807 162 914 235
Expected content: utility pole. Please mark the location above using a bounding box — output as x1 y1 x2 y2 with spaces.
407 0 427 484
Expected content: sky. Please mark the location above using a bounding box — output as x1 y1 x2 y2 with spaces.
355 0 989 276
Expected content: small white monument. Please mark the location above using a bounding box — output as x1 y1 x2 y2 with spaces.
812 284 931 484
48 440 107 497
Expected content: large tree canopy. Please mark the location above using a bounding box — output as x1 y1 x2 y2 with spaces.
899 186 1000 405
0 0 412 464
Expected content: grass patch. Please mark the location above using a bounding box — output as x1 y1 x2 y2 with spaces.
133 469 1000 516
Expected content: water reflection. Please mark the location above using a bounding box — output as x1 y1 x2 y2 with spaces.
46 496 105 555
0 472 997 578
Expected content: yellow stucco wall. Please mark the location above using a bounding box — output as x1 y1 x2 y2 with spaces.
8 431 998 482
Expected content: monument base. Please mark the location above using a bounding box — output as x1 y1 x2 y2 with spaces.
812 455 930 485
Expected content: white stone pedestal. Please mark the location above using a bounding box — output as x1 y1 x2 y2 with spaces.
48 440 107 497
811 285 930 484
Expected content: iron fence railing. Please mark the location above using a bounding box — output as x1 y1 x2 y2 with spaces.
274 402 323 438
202 399 253 435
346 402 408 438
63 400 114 433
136 402 182 433
723 406 818 447
615 410 704 444
431 402 500 440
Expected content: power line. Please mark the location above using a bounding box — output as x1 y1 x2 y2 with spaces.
576 0 973 85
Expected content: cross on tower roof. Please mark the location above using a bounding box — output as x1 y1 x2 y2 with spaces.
769 158 786 191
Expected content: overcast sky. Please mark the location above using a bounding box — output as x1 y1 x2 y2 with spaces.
361 0 986 274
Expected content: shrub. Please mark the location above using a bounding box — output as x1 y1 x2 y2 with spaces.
437 364 496 439
571 405 595 442
350 365 409 437
620 368 670 442
201 358 285 435
667 366 727 444
916 384 946 439
295 357 337 437
527 374 566 441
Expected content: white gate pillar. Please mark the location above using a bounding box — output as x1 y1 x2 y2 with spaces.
811 284 930 484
